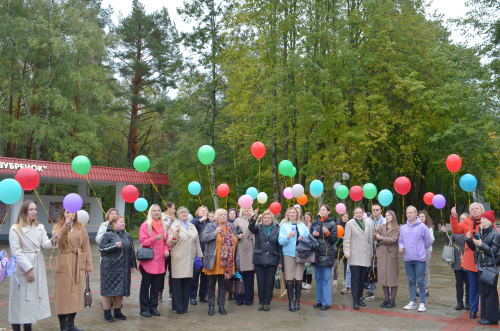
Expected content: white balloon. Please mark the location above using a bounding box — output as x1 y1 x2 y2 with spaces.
257 192 268 204
333 182 341 190
77 210 90 226
291 184 305 198
342 172 350 181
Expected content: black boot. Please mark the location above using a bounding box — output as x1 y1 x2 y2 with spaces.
219 305 227 315
208 305 215 316
12 325 21 331
23 325 32 331
67 313 83 331
294 281 302 311
286 282 295 312
58 315 68 331
113 308 127 320
455 300 464 310
104 309 114 322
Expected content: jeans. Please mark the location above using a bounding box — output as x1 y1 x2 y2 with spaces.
315 266 332 306
345 264 351 288
405 260 426 303
468 270 479 313
255 265 278 305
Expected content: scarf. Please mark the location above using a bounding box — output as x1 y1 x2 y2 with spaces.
355 218 365 231
265 223 274 237
220 225 235 279
152 219 162 235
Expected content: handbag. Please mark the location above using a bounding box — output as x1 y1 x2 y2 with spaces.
274 267 281 289
229 278 245 294
366 264 378 283
84 274 92 308
194 256 203 271
480 267 499 286
295 250 316 263
136 244 154 261
442 242 455 265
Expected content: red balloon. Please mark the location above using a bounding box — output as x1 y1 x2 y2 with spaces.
446 154 462 173
15 167 40 191
269 202 282 215
217 183 230 198
394 176 411 195
423 192 435 206
349 186 364 202
121 185 139 203
251 142 266 159
337 225 344 238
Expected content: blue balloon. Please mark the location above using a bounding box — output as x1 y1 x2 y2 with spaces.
378 189 393 207
188 181 202 196
309 180 324 196
134 198 148 212
459 174 477 192
246 187 258 199
0 178 22 205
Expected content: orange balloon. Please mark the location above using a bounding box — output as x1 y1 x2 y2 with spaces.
337 225 344 238
297 194 308 205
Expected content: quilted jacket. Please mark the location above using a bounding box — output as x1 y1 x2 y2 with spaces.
99 225 137 297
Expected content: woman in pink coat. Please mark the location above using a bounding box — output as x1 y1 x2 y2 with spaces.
139 204 169 317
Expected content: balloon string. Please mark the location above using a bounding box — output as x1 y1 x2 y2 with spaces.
198 195 203 206
226 196 228 210
402 195 405 225
0 205 12 232
441 209 444 226
453 172 457 208
148 173 167 209
85 175 106 218
468 192 472 233
258 159 261 192
206 166 216 207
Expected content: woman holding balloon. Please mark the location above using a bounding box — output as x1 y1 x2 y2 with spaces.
302 212 314 290
233 206 256 306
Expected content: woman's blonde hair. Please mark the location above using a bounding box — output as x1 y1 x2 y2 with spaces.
260 209 274 222
280 207 302 225
214 208 227 223
195 206 208 216
177 206 189 216
239 206 254 219
105 208 119 221
14 200 40 235
146 204 167 239
470 202 485 214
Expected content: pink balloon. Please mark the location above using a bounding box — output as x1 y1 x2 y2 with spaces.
335 203 346 214
238 194 254 208
283 187 293 199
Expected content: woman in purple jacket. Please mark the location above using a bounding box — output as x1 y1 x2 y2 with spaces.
398 206 433 313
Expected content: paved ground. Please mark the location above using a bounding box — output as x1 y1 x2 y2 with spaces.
0 237 498 330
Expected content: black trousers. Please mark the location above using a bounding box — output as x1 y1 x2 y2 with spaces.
139 266 162 313
454 269 470 303
190 270 208 300
235 270 255 304
350 265 367 304
207 274 227 306
302 269 313 284
255 265 278 305
159 256 172 294
171 277 191 312
478 271 500 322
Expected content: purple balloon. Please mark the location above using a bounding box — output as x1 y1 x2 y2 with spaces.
432 194 446 210
63 193 83 213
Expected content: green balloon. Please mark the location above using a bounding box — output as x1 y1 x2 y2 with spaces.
289 167 297 178
71 155 91 175
198 145 215 165
279 160 293 176
336 185 349 199
133 155 150 172
363 183 377 200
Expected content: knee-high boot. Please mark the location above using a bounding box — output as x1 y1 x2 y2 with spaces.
58 314 68 331
286 282 295 312
294 281 302 311
67 313 83 331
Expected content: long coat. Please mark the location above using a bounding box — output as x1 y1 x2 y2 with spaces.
8 223 54 324
167 219 203 279
343 218 373 267
99 225 137 296
233 216 255 271
375 224 400 287
52 222 93 315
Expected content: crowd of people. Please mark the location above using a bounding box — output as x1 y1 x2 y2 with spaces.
7 199 500 330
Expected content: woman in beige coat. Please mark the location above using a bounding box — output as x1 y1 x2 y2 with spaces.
344 207 373 310
9 200 60 331
375 210 400 308
52 208 93 331
167 207 203 314
233 206 254 305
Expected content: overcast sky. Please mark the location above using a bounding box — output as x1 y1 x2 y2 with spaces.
102 0 471 43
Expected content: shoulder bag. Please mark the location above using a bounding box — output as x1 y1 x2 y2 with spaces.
442 241 455 265
480 266 499 286
137 244 154 261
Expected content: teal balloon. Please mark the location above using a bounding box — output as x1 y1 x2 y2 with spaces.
336 185 349 199
134 198 148 212
246 187 258 199
309 180 324 196
459 174 478 192
198 145 216 165
278 160 293 176
0 178 22 205
363 183 378 200
188 181 202 196
288 167 297 178
378 189 393 207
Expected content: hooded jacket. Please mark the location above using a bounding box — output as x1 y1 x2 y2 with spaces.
398 217 433 262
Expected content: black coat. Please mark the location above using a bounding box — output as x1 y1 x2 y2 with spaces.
248 217 283 267
466 225 500 268
311 216 338 267
336 219 347 258
99 225 137 297
191 216 210 251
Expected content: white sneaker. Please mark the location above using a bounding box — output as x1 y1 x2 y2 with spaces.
332 280 338 286
418 303 426 312
304 284 312 290
404 301 417 310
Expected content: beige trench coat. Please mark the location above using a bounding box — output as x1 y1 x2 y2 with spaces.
375 224 400 287
233 217 255 272
167 220 203 279
343 218 373 267
8 224 54 324
52 223 93 314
